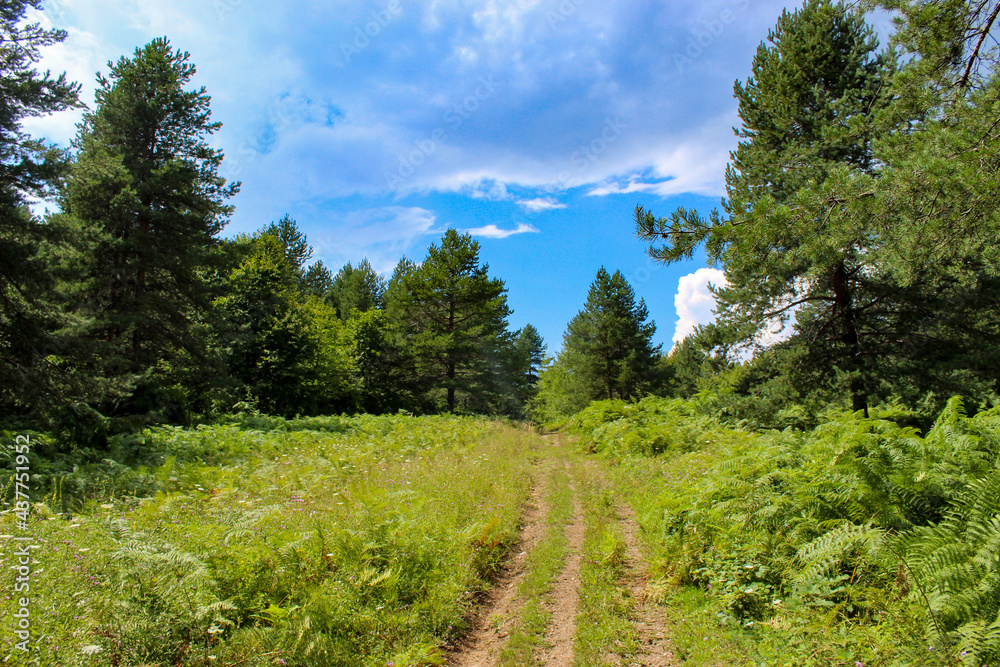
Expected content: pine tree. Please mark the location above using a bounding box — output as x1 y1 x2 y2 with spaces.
0 0 81 418
65 38 238 392
263 214 311 276
635 0 890 413
329 258 386 320
514 324 546 390
563 268 660 401
214 234 315 415
388 230 512 413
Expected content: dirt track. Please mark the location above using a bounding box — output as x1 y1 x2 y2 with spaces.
445 435 677 666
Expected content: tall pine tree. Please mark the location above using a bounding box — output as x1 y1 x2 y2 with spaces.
635 0 890 413
0 0 81 419
388 230 511 413
563 268 660 401
64 39 238 403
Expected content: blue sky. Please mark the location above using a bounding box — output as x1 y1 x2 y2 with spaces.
25 0 894 355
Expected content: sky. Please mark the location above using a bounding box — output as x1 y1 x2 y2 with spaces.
23 0 895 355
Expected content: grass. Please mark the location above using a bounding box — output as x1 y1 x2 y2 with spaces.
605 448 752 666
571 461 638 666
499 447 576 666
0 415 535 667
574 395 997 666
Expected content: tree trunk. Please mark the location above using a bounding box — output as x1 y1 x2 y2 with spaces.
832 261 868 417
447 296 456 412
447 369 456 412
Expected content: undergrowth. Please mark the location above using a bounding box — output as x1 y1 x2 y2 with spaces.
575 394 1000 666
0 415 534 666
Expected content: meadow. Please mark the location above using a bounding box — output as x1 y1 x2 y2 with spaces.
1 415 535 666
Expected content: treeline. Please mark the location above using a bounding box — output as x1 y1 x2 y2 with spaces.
537 0 1000 426
0 10 544 442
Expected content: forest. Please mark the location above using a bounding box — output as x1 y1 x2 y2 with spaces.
2 0 1000 665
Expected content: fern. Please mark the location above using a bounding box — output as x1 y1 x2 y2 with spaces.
899 470 1000 665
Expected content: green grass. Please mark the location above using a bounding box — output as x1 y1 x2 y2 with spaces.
575 395 1000 666
571 462 638 666
500 453 576 666
0 415 535 667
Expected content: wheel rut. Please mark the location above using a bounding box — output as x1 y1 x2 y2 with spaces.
539 459 584 666
445 464 551 667
619 504 679 666
446 435 677 667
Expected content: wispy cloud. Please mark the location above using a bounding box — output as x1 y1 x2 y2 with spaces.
518 197 566 212
309 206 442 274
464 222 540 239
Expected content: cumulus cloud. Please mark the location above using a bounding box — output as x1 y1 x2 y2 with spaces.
671 267 798 358
464 222 539 239
672 268 727 349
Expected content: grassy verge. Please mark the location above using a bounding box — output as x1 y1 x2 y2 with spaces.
499 454 575 666
607 449 753 666
0 415 534 667
571 461 638 666
575 395 995 666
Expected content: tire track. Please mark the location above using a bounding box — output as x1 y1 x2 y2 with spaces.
539 457 584 666
619 504 679 666
446 464 551 667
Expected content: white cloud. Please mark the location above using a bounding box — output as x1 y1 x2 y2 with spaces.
671 267 798 358
19 25 106 145
464 222 539 239
309 206 442 274
25 0 787 205
672 267 727 349
467 179 510 200
518 197 566 212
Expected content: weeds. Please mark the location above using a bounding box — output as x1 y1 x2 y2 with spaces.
0 415 534 666
579 395 1000 666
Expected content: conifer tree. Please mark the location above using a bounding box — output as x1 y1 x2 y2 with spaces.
563 268 660 401
514 324 546 390
329 258 386 319
635 0 890 413
388 230 511 412
65 39 237 390
0 0 81 417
